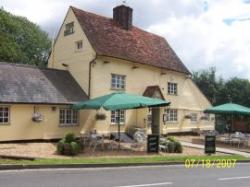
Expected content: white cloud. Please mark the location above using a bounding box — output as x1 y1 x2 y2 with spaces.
1 0 250 79
148 0 250 79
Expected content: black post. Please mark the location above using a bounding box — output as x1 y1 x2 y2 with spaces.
231 114 233 134
117 109 121 150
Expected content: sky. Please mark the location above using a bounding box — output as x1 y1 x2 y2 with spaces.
1 0 250 79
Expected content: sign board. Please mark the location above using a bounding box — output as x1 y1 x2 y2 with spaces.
147 135 159 153
205 135 216 154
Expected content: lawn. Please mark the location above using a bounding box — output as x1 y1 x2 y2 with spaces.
0 155 247 165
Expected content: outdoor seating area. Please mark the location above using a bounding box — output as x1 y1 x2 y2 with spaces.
217 132 250 148
80 128 148 153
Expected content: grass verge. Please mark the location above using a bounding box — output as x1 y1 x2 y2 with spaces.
0 155 248 165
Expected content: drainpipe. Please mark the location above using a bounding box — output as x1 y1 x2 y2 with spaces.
88 55 97 98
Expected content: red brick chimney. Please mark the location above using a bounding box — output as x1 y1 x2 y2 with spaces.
113 5 133 30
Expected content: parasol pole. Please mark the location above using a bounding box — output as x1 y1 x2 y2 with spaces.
118 109 121 150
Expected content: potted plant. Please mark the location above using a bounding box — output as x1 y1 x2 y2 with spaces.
184 114 192 119
95 113 106 120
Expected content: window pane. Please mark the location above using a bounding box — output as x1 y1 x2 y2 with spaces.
59 109 78 125
64 22 74 36
111 110 125 124
166 109 177 122
168 83 177 95
191 113 197 122
4 112 8 117
111 74 125 90
66 110 72 123
0 107 9 124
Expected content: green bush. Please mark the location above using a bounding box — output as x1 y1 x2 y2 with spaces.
57 139 65 154
65 133 76 143
70 142 81 155
167 136 176 142
63 142 71 155
167 142 175 153
175 141 183 153
57 133 82 156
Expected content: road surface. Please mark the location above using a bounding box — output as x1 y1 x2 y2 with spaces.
1 163 250 187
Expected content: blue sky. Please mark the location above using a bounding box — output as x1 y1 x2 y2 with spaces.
1 0 250 79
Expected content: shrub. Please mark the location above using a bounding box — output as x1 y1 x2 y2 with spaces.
57 139 65 154
167 136 176 142
167 142 175 153
175 141 183 153
70 142 81 155
65 133 76 143
57 133 82 156
63 142 71 155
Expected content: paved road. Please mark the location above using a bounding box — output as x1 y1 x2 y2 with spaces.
1 163 250 187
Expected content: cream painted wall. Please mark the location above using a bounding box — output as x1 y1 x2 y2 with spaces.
0 7 214 142
48 7 96 94
88 56 214 134
0 104 94 141
46 7 214 135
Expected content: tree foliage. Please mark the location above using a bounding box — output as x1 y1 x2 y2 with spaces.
0 8 51 66
192 67 250 106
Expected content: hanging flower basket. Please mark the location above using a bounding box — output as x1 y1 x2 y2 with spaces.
32 113 43 122
200 116 209 120
95 113 106 120
184 114 192 119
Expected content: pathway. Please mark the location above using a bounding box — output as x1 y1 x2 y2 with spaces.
180 141 250 157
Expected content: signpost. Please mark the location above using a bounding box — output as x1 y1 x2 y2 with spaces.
147 134 159 153
205 135 216 154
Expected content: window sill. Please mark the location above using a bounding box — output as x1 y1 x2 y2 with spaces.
59 124 79 127
64 31 75 36
74 49 83 53
110 123 125 126
167 94 178 96
164 121 178 124
110 88 125 91
0 123 10 126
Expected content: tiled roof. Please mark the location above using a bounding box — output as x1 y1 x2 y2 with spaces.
0 62 88 104
71 6 190 74
143 85 165 100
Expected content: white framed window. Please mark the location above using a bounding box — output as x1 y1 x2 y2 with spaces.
59 108 78 126
64 22 74 36
190 113 198 122
111 74 126 90
168 82 177 95
75 40 83 50
201 113 210 121
165 109 178 122
0 106 10 124
111 110 125 125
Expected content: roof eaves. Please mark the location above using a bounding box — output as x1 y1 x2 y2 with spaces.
98 54 191 75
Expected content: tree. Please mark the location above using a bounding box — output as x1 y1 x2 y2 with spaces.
224 78 250 106
0 8 51 66
192 67 250 107
192 67 224 105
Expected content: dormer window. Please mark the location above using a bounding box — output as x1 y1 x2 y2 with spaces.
64 22 74 36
